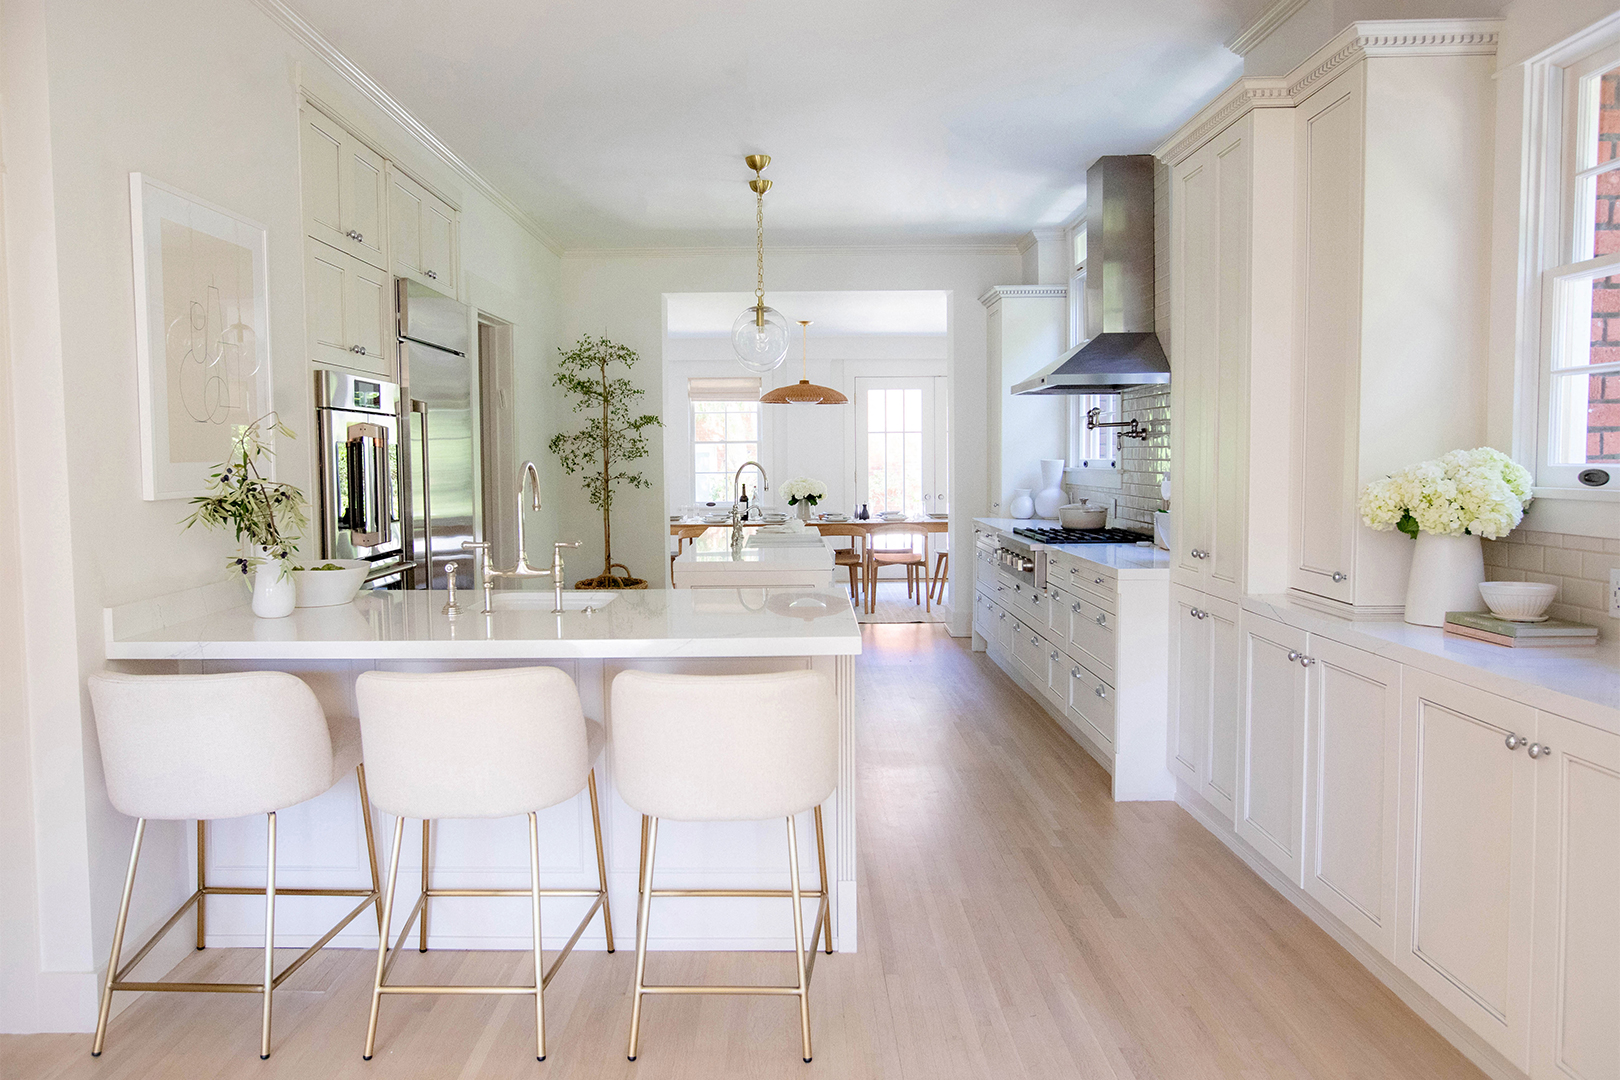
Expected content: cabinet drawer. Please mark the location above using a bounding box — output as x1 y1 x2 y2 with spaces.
1011 618 1045 677
1058 592 1116 678
1008 581 1047 624
1052 559 1117 612
1065 660 1115 751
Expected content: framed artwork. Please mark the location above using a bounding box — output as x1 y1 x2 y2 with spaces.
130 173 272 500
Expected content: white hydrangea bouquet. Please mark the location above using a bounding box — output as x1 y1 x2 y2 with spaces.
1360 447 1533 540
780 476 828 507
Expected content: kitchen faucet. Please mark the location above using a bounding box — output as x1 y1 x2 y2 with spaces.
730 461 769 553
461 461 580 615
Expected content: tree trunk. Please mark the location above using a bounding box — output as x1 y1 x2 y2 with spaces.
600 357 612 578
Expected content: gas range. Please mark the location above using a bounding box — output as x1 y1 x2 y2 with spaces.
1013 527 1154 545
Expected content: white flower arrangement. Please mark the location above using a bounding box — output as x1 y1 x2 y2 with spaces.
780 476 828 506
1360 448 1533 540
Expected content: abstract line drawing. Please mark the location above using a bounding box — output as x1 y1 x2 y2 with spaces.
131 174 272 501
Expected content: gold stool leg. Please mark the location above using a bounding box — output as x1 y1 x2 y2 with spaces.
528 812 548 1061
364 817 406 1060
356 765 384 932
786 815 812 1063
587 769 615 952
195 819 206 950
91 818 145 1056
813 806 832 954
419 818 430 952
259 811 278 1060
626 816 659 1061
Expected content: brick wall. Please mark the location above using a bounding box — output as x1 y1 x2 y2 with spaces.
1483 529 1620 646
1588 71 1620 461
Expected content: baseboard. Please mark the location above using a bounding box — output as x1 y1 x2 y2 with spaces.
1175 785 1528 1080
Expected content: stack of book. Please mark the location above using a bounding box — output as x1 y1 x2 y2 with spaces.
1443 610 1599 648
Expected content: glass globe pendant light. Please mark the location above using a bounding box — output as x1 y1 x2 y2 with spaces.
732 154 791 373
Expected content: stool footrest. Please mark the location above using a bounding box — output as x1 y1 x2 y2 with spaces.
649 889 824 898
639 985 805 996
425 888 601 898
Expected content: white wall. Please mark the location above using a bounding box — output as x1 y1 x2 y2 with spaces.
0 0 562 1031
561 247 1022 629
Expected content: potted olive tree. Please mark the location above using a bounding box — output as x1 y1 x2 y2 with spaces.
548 335 662 589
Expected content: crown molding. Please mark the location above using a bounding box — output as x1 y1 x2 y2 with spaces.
562 242 1024 260
1016 227 1065 255
1224 0 1308 58
250 0 565 257
978 284 1068 308
1156 17 1501 165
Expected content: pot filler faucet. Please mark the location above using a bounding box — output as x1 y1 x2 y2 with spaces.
461 461 579 615
730 461 769 554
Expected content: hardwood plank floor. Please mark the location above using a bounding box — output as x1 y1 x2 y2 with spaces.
3 625 1486 1079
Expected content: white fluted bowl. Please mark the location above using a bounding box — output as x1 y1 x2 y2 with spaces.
1477 581 1557 622
292 560 369 607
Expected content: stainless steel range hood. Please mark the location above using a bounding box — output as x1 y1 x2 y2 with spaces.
1013 155 1169 395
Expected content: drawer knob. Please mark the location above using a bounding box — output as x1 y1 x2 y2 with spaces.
1298 655 1315 667
1030 635 1039 646
1094 576 1104 585
1094 685 1106 698
1050 651 1059 663
426 269 438 280
1096 614 1107 626
1528 742 1552 759
1071 667 1082 679
1505 732 1527 751
1287 651 1300 661
1331 571 1347 582
1072 603 1082 613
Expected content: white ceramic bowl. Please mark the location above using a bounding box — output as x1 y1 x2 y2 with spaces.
878 511 906 521
292 559 369 607
1477 581 1558 622
1058 504 1107 529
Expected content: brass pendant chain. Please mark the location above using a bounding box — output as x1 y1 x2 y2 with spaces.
755 188 766 307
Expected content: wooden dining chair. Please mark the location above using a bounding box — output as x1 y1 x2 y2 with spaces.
670 525 709 580
863 523 930 614
927 548 949 606
815 523 869 608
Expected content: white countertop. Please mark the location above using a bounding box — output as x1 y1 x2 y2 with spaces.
972 517 1170 577
105 585 862 661
1247 595 1620 734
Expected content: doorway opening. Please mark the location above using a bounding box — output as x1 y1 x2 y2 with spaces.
477 315 517 571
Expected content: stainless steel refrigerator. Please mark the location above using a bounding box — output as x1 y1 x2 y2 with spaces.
398 278 479 592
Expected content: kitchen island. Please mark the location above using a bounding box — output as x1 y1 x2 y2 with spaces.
671 526 837 589
104 583 862 955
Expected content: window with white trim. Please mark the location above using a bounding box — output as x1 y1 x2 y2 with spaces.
688 377 762 503
1065 223 1119 479
1540 39 1620 487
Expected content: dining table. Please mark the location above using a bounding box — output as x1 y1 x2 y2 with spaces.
668 514 951 612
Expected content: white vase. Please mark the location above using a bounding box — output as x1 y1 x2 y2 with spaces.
1034 458 1066 519
796 500 814 521
251 561 296 619
1009 488 1035 519
1403 532 1485 627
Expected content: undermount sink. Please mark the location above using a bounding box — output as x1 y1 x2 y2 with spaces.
489 591 618 611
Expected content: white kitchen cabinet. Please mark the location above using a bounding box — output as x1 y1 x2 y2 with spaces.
1169 586 1239 820
1065 659 1115 755
389 167 459 296
304 237 394 380
1302 636 1400 959
1288 49 1494 615
1235 610 1308 884
1397 668 1536 1071
1530 712 1620 1080
300 106 388 270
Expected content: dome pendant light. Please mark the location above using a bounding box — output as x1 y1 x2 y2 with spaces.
732 155 791 373
761 320 848 405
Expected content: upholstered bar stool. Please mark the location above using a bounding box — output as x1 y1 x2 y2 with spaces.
86 672 383 1060
613 669 837 1063
354 666 614 1063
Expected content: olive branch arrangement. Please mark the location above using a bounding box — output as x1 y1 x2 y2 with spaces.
548 336 662 588
181 413 309 576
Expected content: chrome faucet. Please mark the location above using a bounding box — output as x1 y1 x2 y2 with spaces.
730 461 769 553
462 461 580 614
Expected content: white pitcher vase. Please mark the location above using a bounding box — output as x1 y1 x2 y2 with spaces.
251 558 297 619
1403 532 1485 627
1033 458 1067 519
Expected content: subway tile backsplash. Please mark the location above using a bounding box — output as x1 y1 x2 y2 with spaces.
1483 530 1620 643
1064 385 1170 531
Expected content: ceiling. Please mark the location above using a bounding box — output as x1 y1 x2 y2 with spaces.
666 292 949 337
288 0 1262 250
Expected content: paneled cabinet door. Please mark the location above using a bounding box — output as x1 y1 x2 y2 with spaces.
1170 142 1216 592
1530 712 1620 1080
1236 612 1309 884
1290 68 1362 605
389 167 458 294
1303 637 1400 959
304 238 393 380
1397 668 1535 1071
299 107 387 270
1169 586 1212 793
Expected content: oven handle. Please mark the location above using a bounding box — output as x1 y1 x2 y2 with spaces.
344 421 388 546
412 399 432 589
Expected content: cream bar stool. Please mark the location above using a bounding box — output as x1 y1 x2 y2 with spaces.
86 672 383 1060
613 669 837 1063
354 666 614 1063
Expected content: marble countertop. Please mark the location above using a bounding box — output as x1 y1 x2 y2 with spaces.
105 584 862 661
972 517 1170 577
1247 595 1620 732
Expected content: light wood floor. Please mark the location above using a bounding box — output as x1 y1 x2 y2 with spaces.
4 625 1486 1079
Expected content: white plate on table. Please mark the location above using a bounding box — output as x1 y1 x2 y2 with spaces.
820 513 848 522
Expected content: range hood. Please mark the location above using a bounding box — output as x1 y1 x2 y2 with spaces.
1012 155 1169 395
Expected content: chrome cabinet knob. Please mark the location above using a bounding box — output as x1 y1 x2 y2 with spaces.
1096 614 1107 626
1072 602 1083 613
1030 635 1039 646
1528 742 1552 759
1050 651 1059 663
1298 655 1315 667
1505 733 1527 751
426 269 438 280
1071 667 1082 679
1331 571 1347 582
1094 685 1106 698
1094 576 1104 585
1287 651 1300 661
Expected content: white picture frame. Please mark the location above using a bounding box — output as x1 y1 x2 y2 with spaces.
130 173 273 501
